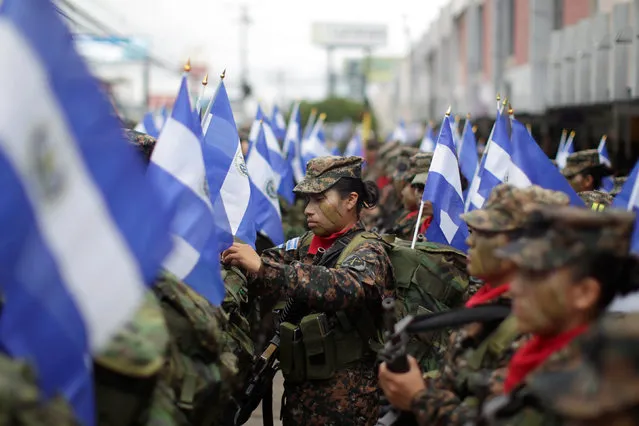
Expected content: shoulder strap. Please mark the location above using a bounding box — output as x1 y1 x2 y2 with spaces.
466 315 519 370
334 231 382 267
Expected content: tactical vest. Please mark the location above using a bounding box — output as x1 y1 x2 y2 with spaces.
278 230 382 383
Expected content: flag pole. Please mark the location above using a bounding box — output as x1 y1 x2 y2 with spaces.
195 73 208 115
201 69 226 127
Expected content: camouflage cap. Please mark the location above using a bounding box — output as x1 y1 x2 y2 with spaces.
293 156 363 194
611 176 628 197
460 184 570 232
407 152 433 180
387 146 419 178
495 205 635 271
579 190 614 210
378 141 400 159
125 129 156 163
529 312 639 419
561 149 612 178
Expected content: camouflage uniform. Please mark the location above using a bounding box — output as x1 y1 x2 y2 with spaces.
479 206 636 425
408 185 570 426
379 147 419 233
578 190 613 211
611 176 628 197
0 354 78 425
561 149 613 192
252 156 395 425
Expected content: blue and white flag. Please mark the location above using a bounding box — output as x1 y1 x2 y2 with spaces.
271 104 287 142
613 160 639 254
154 105 169 133
557 130 575 169
148 76 225 306
247 122 285 245
391 119 408 144
301 113 331 168
248 104 267 145
598 135 614 192
476 112 512 203
508 119 584 206
302 108 318 141
458 118 478 183
284 102 304 183
203 78 256 247
345 132 364 158
134 111 160 138
555 129 567 162
422 115 469 252
0 0 173 424
419 124 436 152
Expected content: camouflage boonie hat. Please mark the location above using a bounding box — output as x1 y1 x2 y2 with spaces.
561 149 612 178
579 190 613 211
125 129 156 163
611 176 628 197
496 205 635 271
293 156 363 194
460 184 570 232
408 152 434 186
529 312 639 419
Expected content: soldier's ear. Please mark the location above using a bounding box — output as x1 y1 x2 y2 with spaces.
346 191 358 212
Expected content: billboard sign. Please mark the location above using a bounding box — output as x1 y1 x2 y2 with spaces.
312 23 387 48
74 35 149 63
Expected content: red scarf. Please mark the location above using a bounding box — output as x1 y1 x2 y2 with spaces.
377 175 391 190
405 210 419 221
308 225 354 255
465 283 510 308
504 324 589 393
419 216 433 235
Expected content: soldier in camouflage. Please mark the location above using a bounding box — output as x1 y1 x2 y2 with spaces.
578 190 613 211
478 205 639 425
222 156 394 425
377 146 419 233
378 184 570 425
561 149 613 193
611 176 627 197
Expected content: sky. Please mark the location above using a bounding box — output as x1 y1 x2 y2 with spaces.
73 0 449 104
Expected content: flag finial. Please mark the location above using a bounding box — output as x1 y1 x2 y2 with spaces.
472 125 478 133
466 113 471 120
311 108 318 114
508 104 514 115
570 130 576 138
502 97 508 107
202 73 208 86
319 112 327 120
184 58 191 73
602 134 607 141
220 68 226 79
445 106 452 116
496 93 501 102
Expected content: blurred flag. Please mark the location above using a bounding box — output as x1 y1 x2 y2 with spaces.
612 160 639 254
301 113 331 168
508 119 584 206
345 132 364 157
555 129 567 162
247 122 285 245
458 118 478 183
271 104 287 142
476 112 512 204
0 0 173 424
248 104 267 145
557 130 575 169
451 115 462 153
419 123 436 152
202 77 256 247
284 102 304 183
597 135 614 192
134 111 160 138
421 114 469 252
302 108 318 141
391 119 408 144
154 105 169 132
148 76 225 305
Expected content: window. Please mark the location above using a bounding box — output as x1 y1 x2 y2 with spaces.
553 0 564 30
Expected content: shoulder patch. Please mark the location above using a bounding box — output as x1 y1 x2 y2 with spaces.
341 254 367 272
277 237 300 251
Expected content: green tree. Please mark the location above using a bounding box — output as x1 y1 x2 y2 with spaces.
297 97 378 136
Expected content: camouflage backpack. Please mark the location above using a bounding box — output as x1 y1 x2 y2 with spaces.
333 232 471 370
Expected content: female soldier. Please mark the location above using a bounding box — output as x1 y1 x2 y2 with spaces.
478 204 639 425
377 184 570 425
222 156 394 426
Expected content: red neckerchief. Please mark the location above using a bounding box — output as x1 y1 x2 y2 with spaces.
504 324 589 393
308 225 354 255
405 210 419 221
465 283 510 308
377 175 391 189
419 216 433 235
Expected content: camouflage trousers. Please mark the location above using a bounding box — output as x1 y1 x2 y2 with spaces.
281 360 380 426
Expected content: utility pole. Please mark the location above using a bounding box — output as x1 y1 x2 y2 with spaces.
239 4 252 100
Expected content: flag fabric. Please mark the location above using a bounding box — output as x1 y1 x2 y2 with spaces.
419 124 436 152
391 119 408 144
263 119 295 204
246 122 285 245
134 111 160 138
202 79 256 247
508 119 584 206
301 114 331 168
597 135 614 192
421 115 469 252
476 112 512 203
248 104 267 145
345 133 364 158
302 109 317 141
271 104 287 142
458 119 478 183
148 76 225 306
0 1 173 424
154 105 169 133
284 102 304 183
557 131 575 169
451 115 462 154
555 129 567 162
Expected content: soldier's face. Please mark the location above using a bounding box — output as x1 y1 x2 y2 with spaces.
466 228 515 280
401 182 418 210
303 188 357 236
568 173 594 192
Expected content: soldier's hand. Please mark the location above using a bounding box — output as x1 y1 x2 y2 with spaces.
222 242 262 274
378 356 426 411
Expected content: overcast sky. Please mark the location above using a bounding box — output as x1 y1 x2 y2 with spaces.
77 0 449 101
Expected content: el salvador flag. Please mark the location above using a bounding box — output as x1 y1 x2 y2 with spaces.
422 114 469 252
419 124 435 152
202 78 256 247
508 119 584 206
147 75 225 306
271 104 287 142
345 133 364 157
247 122 285 245
284 102 304 183
154 105 169 132
302 114 331 168
0 0 173 424
477 112 512 202
134 111 159 138
458 119 478 183
248 104 267 145
598 135 614 192
557 131 575 169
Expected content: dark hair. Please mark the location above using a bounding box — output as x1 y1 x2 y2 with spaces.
331 177 379 214
570 252 639 312
579 166 607 190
